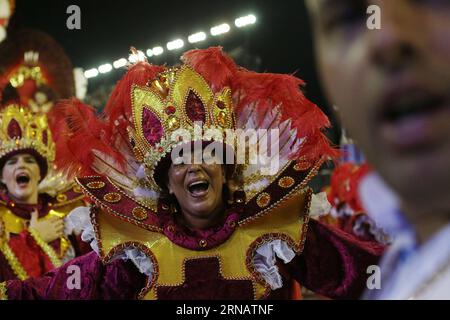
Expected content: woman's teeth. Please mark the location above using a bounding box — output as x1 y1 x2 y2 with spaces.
188 181 209 195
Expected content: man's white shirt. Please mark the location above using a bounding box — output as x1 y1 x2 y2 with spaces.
359 173 450 300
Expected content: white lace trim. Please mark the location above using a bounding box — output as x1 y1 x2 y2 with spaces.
309 192 332 219
64 206 154 277
253 240 296 290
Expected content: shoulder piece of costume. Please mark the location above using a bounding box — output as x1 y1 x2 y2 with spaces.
48 182 85 210
58 47 337 299
78 178 312 299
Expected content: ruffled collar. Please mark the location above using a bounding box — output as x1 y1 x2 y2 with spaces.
157 202 243 251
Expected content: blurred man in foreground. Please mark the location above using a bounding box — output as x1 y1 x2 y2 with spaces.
306 0 450 299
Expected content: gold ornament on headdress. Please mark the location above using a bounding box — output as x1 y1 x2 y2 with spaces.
0 104 55 165
8 51 47 89
128 65 235 190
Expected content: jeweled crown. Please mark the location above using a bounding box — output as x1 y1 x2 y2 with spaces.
0 104 55 166
128 65 235 190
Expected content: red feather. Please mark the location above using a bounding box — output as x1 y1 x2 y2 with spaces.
232 70 338 164
48 48 337 179
49 98 123 177
103 62 165 143
182 47 238 93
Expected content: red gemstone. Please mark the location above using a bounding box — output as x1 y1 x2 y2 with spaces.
158 147 164 153
165 106 176 115
185 91 206 123
42 130 48 145
142 108 164 147
7 119 22 139
217 101 226 109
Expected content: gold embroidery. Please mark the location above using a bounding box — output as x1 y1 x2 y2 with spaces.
244 162 292 202
278 176 295 189
28 228 62 268
103 192 122 203
256 193 271 208
73 185 83 193
239 158 325 226
56 193 68 203
293 161 311 172
0 242 28 280
0 282 7 300
132 207 148 221
93 189 309 300
86 181 106 190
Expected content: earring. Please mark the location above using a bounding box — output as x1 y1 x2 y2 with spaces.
232 190 245 205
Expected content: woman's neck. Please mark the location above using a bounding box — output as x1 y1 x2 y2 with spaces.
180 202 226 230
9 193 39 206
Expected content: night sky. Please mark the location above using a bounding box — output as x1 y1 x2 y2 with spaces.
8 0 340 141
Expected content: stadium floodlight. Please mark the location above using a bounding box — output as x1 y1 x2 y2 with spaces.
167 39 184 51
84 68 99 78
210 23 230 36
98 63 113 74
235 14 256 28
188 32 207 43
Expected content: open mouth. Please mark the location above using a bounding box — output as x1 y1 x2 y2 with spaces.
15 173 30 187
382 93 446 123
187 180 210 197
379 89 449 151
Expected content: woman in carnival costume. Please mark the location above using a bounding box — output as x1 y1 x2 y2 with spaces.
0 104 87 282
1 47 383 299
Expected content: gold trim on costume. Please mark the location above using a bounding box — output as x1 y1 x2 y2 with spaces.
92 188 310 300
0 242 28 280
0 282 7 300
28 228 62 268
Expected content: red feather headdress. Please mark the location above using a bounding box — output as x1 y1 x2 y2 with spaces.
53 47 337 207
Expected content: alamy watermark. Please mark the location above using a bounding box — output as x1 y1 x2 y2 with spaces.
66 265 81 290
367 5 382 30
366 265 382 290
168 122 281 176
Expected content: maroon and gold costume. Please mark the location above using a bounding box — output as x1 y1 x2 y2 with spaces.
1 48 383 300
0 186 86 280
